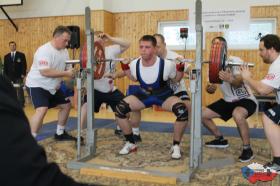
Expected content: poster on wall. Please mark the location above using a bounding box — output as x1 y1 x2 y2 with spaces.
0 0 23 6
189 0 250 32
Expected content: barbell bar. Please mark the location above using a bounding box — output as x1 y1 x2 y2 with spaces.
67 41 255 83
66 58 254 67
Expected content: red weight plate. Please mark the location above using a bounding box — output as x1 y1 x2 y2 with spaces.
80 41 106 79
80 42 87 69
93 42 106 79
209 44 220 83
209 42 227 84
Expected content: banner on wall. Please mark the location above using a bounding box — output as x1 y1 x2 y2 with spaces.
0 0 23 6
189 0 250 32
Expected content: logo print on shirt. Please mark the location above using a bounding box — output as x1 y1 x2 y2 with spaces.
39 60 48 66
265 74 275 80
233 87 249 99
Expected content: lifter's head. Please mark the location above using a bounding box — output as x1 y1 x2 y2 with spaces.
139 35 157 61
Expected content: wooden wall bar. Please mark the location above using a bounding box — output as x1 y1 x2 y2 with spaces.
0 6 279 106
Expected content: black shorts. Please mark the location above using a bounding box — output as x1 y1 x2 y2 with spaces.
174 91 190 101
207 98 257 121
27 87 70 109
264 104 280 125
84 89 124 113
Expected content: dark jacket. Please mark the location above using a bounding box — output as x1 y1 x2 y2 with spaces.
0 74 95 186
4 51 27 82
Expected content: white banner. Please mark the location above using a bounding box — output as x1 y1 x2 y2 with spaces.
0 0 22 6
189 0 250 32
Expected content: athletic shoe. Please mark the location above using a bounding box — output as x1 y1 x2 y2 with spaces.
119 142 137 155
205 138 229 148
239 148 254 162
264 161 280 173
54 131 77 141
170 145 181 159
133 134 142 142
76 136 85 145
114 129 123 136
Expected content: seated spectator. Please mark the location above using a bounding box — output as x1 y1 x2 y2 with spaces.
0 73 97 186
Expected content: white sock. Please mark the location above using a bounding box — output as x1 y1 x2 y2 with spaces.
56 125 65 135
32 132 37 138
116 125 121 130
132 127 140 135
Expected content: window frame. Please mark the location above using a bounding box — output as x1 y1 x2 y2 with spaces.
157 20 204 50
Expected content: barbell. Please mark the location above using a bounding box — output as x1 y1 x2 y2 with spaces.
80 41 106 79
66 41 254 83
208 43 254 83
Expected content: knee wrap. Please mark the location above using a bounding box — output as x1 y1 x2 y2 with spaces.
172 102 188 121
115 100 131 119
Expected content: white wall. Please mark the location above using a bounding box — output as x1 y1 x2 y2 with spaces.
104 0 191 13
0 0 104 19
106 0 280 12
0 0 279 19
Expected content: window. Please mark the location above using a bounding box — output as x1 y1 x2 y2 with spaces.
158 21 201 50
224 18 276 49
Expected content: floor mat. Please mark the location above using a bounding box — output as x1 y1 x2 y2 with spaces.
37 117 265 141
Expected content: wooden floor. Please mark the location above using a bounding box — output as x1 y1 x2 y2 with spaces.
24 103 264 129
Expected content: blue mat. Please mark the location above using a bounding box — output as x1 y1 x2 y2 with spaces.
37 117 265 141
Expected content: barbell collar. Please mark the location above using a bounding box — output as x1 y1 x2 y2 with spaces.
66 59 81 65
226 61 254 67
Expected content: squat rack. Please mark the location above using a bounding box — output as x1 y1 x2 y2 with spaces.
67 2 234 184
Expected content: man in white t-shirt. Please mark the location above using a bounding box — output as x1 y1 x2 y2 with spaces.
126 33 191 142
116 35 188 159
80 31 130 129
154 34 191 102
202 37 257 163
240 34 280 172
26 26 75 141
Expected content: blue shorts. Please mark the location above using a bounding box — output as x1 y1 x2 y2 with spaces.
60 81 74 97
127 85 187 106
26 87 70 109
127 85 173 108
